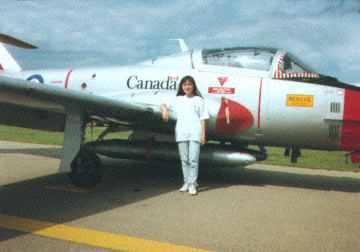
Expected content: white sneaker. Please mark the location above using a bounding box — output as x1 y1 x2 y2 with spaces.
179 184 189 192
188 184 197 195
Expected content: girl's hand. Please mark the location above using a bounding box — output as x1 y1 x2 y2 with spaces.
200 135 206 145
162 110 169 123
160 104 169 123
200 120 207 145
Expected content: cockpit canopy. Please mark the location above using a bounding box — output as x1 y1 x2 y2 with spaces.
202 47 318 79
202 47 276 71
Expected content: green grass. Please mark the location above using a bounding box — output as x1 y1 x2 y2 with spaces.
0 125 65 145
263 147 359 172
0 125 359 172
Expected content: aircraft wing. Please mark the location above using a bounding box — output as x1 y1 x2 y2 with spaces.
0 75 169 132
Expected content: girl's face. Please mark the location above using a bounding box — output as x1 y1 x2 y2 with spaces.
182 80 194 96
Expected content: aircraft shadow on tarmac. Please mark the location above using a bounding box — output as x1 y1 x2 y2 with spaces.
0 147 360 242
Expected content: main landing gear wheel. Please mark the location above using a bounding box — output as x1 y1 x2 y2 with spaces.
69 149 103 188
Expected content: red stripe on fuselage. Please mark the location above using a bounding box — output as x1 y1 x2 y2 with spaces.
64 69 73 89
257 78 263 128
341 89 360 150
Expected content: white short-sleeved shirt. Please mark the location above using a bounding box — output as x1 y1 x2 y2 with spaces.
171 95 210 142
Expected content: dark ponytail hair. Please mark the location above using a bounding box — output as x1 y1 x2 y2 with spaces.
176 75 203 97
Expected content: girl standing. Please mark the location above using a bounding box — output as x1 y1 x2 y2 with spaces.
160 76 209 195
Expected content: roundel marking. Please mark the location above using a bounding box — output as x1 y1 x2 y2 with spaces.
27 74 44 84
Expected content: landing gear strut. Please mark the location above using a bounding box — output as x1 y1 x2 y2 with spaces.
69 148 103 188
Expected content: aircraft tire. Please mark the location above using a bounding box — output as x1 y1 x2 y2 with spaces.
69 149 103 188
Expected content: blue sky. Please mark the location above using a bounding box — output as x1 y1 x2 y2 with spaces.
1 0 360 82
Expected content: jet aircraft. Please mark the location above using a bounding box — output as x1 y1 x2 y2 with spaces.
0 34 359 187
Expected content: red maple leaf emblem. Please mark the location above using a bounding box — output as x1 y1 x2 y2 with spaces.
217 76 228 86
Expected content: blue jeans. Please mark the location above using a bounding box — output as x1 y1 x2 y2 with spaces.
178 141 200 185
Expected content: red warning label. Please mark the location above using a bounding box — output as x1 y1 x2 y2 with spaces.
208 87 235 94
217 76 228 86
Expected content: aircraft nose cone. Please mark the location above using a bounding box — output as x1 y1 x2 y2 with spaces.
215 97 254 135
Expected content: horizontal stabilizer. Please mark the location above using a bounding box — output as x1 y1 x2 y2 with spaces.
0 33 37 72
0 34 37 49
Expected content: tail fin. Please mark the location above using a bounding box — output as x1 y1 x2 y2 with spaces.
0 34 37 72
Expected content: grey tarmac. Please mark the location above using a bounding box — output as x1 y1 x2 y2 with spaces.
0 140 359 252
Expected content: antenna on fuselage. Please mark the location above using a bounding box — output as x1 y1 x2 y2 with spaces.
169 38 189 52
